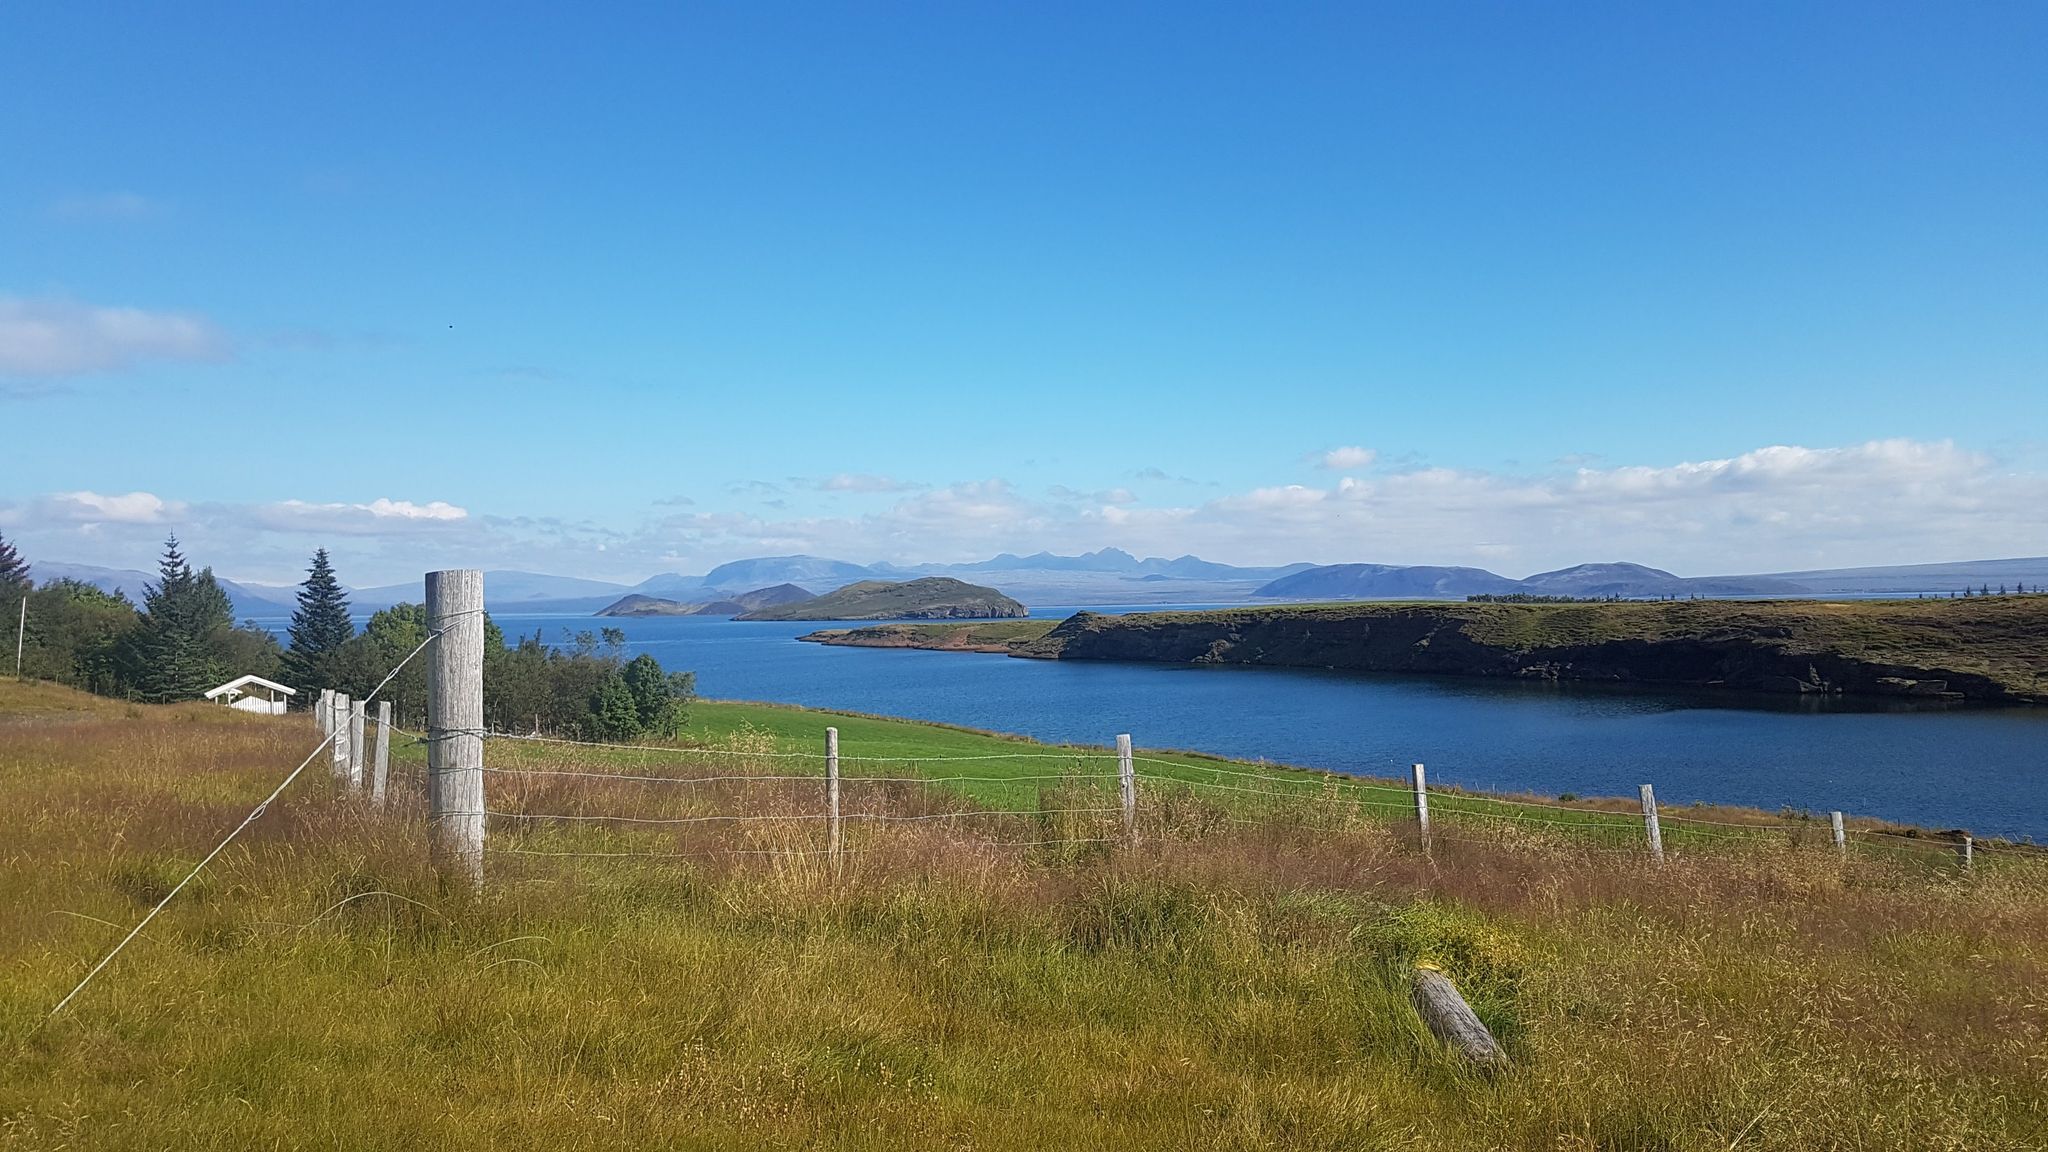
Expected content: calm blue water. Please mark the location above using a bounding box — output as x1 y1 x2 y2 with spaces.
276 606 2048 839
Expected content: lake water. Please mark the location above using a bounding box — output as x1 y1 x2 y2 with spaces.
286 606 2048 839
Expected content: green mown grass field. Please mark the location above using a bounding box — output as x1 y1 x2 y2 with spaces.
4 680 2045 1150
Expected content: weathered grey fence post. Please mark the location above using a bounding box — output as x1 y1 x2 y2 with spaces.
1117 734 1136 845
1830 811 1846 857
348 700 366 792
331 692 351 781
1958 835 1974 871
372 700 391 809
1411 763 1431 855
1639 784 1664 863
825 726 841 865
1411 964 1508 1067
427 569 486 889
318 688 334 737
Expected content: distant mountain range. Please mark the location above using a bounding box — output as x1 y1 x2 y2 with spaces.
30 561 299 619
1255 561 1813 601
26 551 2048 616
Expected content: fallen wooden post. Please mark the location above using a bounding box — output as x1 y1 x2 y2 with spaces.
1411 963 1508 1068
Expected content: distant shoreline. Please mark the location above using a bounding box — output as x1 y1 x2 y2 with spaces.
803 597 2048 705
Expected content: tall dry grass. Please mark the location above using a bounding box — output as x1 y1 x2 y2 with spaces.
2 690 2044 1150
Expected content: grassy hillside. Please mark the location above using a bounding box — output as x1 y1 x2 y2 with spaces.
1016 596 2048 703
738 577 1029 621
4 681 2045 1149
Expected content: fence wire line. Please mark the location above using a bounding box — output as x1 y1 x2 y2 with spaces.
1138 756 1831 830
46 624 445 1021
487 806 1121 826
483 729 1110 762
398 724 2031 864
479 764 1122 787
500 835 1120 861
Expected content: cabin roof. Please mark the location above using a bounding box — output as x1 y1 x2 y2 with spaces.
203 674 298 699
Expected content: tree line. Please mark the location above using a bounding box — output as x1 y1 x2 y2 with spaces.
2 532 280 701
1 533 694 740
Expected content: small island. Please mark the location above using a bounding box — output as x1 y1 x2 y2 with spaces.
737 577 1029 621
597 583 816 618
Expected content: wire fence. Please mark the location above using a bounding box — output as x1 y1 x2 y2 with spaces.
361 719 2035 878
43 573 2042 1022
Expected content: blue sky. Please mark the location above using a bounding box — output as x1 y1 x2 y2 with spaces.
3 3 2044 584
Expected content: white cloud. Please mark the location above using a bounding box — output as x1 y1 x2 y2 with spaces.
1317 445 1376 470
808 473 923 493
0 296 230 378
1048 485 1139 505
4 439 2042 584
41 490 181 524
257 499 470 535
363 499 467 521
49 192 164 221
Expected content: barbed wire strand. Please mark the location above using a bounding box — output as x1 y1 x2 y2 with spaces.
478 764 1121 787
47 624 445 1021
486 806 1121 826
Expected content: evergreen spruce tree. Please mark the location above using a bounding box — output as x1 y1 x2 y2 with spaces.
0 531 28 658
285 549 354 695
0 529 29 596
125 535 232 702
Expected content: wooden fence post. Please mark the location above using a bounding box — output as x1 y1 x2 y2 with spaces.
348 700 366 792
1411 964 1508 1067
1830 811 1846 857
1117 734 1136 845
1958 835 1974 871
1639 784 1664 863
427 569 486 889
372 700 391 809
318 688 334 737
331 692 351 781
826 726 841 866
1411 763 1431 855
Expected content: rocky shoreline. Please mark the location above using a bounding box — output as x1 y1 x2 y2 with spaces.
807 599 2048 705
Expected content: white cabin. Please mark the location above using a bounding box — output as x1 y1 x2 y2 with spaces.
203 674 297 716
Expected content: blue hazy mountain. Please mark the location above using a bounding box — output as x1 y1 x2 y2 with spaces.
1254 564 1523 600
696 555 880 590
35 549 2048 615
1767 557 2048 595
349 570 634 612
28 561 298 618
1253 557 2048 600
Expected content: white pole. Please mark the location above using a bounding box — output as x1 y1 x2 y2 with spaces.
1411 763 1431 855
1830 811 1846 857
826 727 841 866
427 569 486 889
1117 734 1135 845
1958 835 1974 871
318 688 333 736
372 701 391 810
348 700 366 792
1639 784 1664 864
14 596 24 677
331 693 351 781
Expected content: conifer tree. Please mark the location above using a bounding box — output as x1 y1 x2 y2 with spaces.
125 535 234 701
285 549 354 694
0 530 29 596
0 531 28 656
